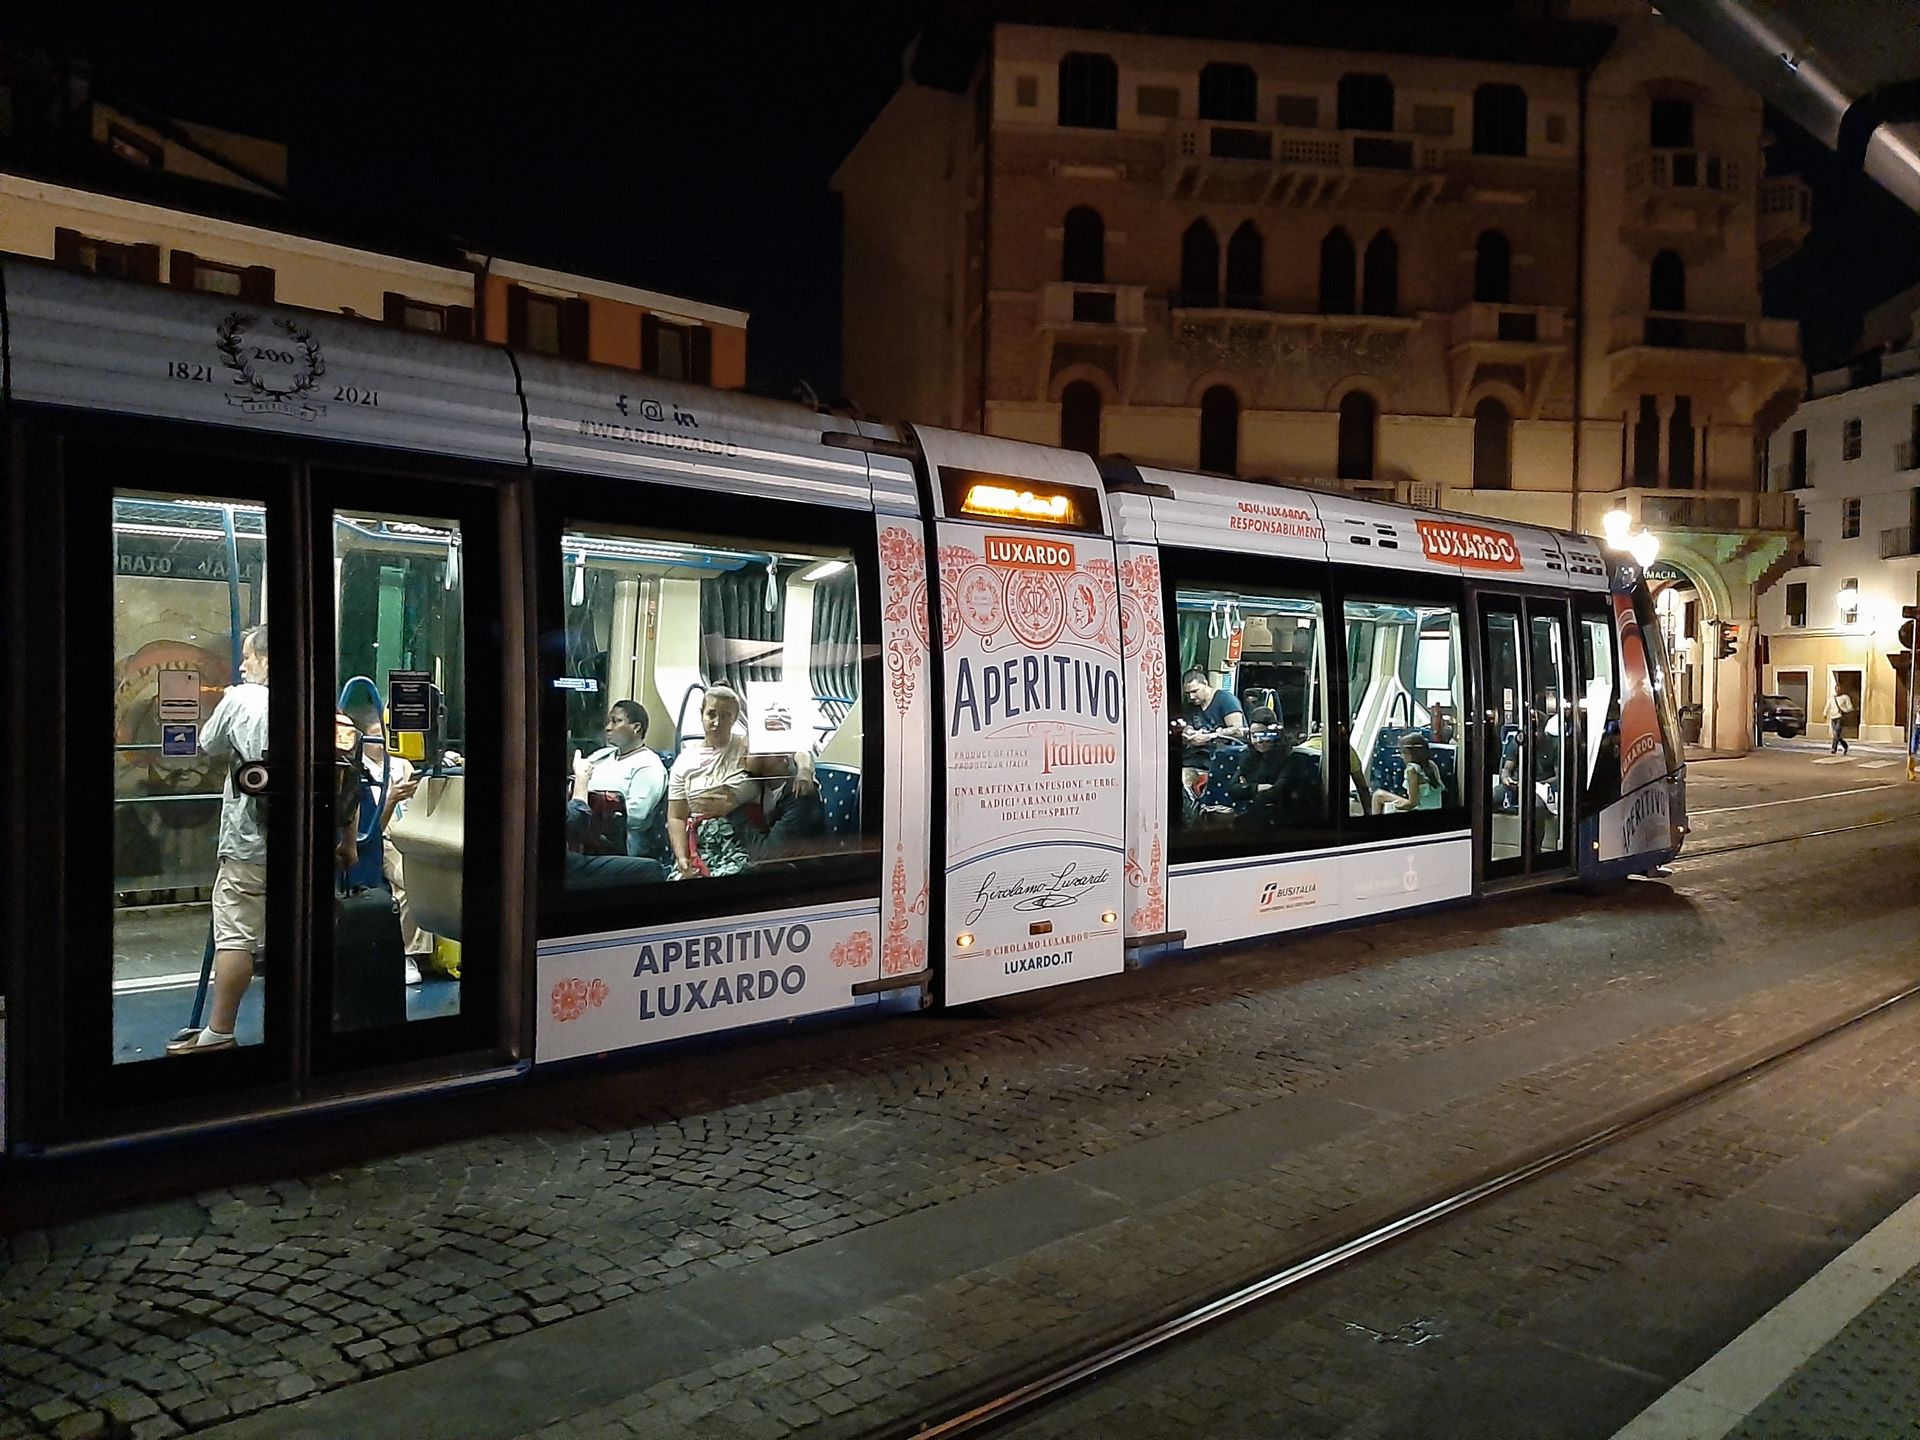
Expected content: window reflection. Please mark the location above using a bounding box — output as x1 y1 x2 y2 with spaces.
560 526 865 899
109 493 269 1062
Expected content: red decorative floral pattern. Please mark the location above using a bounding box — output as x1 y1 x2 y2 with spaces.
1126 832 1165 935
830 929 875 970
549 977 609 1023
1118 553 1166 717
878 525 928 715
883 850 930 976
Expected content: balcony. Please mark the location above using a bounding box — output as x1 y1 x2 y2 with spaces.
1165 119 1445 208
1758 176 1812 268
1883 525 1918 559
1033 282 1146 401
1769 459 1813 492
1446 302 1571 415
1039 281 1146 330
1610 487 1796 533
1620 145 1744 258
1607 310 1802 413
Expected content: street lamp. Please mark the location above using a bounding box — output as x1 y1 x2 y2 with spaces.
1836 584 1860 624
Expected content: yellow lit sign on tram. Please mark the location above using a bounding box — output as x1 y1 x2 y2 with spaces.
960 483 1073 523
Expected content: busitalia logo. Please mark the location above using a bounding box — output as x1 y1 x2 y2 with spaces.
1415 520 1523 572
984 535 1076 571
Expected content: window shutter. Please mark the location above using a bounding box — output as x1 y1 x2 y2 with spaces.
560 297 590 359
129 244 161 284
506 285 528 347
640 313 660 374
169 250 199 287
383 291 407 325
690 326 713 386
53 228 82 267
445 305 474 339
241 265 275 303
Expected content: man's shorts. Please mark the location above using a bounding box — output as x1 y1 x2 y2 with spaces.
211 858 267 953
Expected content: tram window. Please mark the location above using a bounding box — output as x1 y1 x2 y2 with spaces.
111 493 269 1061
1343 599 1467 823
1170 583 1333 854
332 510 469 1032
1579 611 1623 813
557 524 866 900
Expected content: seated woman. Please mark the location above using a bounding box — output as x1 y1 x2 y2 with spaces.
1374 731 1446 814
668 684 815 879
568 699 668 862
1226 707 1288 823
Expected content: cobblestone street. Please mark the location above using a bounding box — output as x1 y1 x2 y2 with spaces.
2 754 1917 1440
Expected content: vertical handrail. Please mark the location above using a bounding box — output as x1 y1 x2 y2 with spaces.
220 503 243 674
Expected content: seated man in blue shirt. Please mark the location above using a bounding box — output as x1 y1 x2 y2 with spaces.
1179 668 1246 798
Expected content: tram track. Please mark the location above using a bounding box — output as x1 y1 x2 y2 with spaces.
881 812 1920 1439
1676 807 1920 862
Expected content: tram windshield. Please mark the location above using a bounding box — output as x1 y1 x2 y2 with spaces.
558 524 865 895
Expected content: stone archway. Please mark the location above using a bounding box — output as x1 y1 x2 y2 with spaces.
1645 539 1747 753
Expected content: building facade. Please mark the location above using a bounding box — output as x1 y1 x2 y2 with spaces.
0 54 747 384
1759 295 1920 745
835 0 1811 751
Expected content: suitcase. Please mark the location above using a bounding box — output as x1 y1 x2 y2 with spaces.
332 884 407 1032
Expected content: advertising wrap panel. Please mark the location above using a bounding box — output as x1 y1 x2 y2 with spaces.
1598 578 1678 861
937 521 1127 1003
535 900 880 1061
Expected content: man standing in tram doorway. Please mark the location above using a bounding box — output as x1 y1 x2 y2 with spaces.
169 625 270 1055
1824 680 1853 756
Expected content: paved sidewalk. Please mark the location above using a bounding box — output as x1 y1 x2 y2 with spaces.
1616 1191 1920 1440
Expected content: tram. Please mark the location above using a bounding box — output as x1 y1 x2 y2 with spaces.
0 261 1687 1154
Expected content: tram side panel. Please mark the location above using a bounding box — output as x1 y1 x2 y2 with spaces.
913 427 1126 1005
519 360 905 1060
1110 494 1170 948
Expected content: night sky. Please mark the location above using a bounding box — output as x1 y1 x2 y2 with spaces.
10 3 1919 391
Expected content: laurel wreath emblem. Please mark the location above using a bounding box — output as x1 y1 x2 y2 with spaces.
216 312 326 401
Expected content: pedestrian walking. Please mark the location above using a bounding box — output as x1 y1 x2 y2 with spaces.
1823 682 1853 755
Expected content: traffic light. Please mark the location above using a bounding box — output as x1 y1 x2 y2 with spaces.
1718 622 1740 660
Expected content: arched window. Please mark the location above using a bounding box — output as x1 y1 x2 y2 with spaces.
1319 226 1356 314
1472 84 1528 156
1199 62 1258 122
1650 249 1686 312
1474 230 1512 304
1337 73 1395 132
1180 218 1220 304
1473 397 1512 490
1058 53 1118 130
1199 386 1240 475
1337 391 1378 481
1062 207 1104 283
1060 380 1102 456
1225 221 1263 303
1362 230 1398 315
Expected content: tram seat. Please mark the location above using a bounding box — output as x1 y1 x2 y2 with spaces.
1366 727 1459 806
1199 741 1246 810
388 772 466 941
815 763 862 835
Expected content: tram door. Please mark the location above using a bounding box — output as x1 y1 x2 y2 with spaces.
51 439 507 1138
1477 593 1573 882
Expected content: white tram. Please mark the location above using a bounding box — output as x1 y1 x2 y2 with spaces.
0 262 1686 1153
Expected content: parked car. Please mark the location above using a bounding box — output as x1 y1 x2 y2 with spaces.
1756 694 1806 738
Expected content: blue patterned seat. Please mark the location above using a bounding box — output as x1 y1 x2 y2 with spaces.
815 763 862 835
1198 741 1247 810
